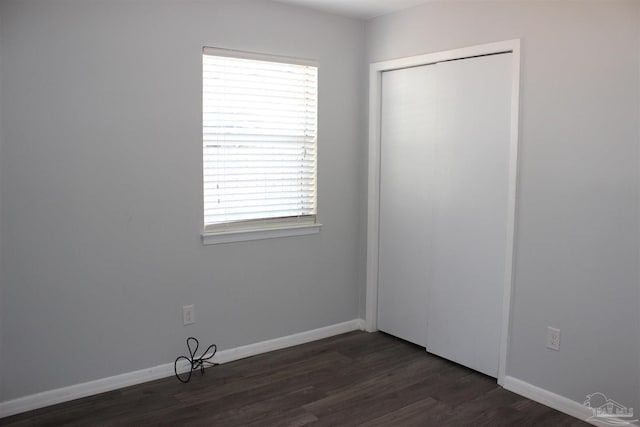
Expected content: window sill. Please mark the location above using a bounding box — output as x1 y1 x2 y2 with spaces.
202 223 322 245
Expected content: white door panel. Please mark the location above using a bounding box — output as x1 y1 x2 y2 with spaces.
377 65 437 347
426 53 512 377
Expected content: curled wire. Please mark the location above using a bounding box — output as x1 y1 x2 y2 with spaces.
174 337 217 383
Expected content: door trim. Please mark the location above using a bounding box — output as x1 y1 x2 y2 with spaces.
365 40 521 386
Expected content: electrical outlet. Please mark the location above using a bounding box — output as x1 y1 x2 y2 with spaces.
183 305 195 325
546 327 560 351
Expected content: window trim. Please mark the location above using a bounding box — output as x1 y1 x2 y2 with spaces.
201 47 320 245
202 222 322 245
203 47 317 68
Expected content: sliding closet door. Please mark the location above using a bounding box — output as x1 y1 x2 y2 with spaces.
377 52 513 377
425 53 512 377
377 65 436 347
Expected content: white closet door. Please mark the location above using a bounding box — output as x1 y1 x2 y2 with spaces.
377 52 512 378
377 65 437 347
426 53 512 377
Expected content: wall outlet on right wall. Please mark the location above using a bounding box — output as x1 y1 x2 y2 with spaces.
546 327 560 351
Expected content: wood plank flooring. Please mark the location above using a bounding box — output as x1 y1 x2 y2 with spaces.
0 331 589 426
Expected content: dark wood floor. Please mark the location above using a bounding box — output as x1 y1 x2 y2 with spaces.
1 331 589 426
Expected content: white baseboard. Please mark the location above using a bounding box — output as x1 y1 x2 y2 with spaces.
0 318 365 419
504 376 639 427
214 318 365 364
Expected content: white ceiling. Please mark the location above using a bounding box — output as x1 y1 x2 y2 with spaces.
272 0 431 20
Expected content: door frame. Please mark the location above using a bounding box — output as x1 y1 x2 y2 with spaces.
365 40 521 385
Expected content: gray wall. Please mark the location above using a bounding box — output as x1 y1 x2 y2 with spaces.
367 0 640 410
0 0 365 401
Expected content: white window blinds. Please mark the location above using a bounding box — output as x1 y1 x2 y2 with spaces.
202 48 318 233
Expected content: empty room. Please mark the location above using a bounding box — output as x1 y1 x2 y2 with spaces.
0 0 638 425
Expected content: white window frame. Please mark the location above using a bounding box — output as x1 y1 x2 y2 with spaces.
201 47 322 245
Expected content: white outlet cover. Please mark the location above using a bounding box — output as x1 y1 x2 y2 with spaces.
546 327 560 351
183 305 195 325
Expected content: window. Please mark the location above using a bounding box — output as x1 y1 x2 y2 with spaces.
202 48 320 244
